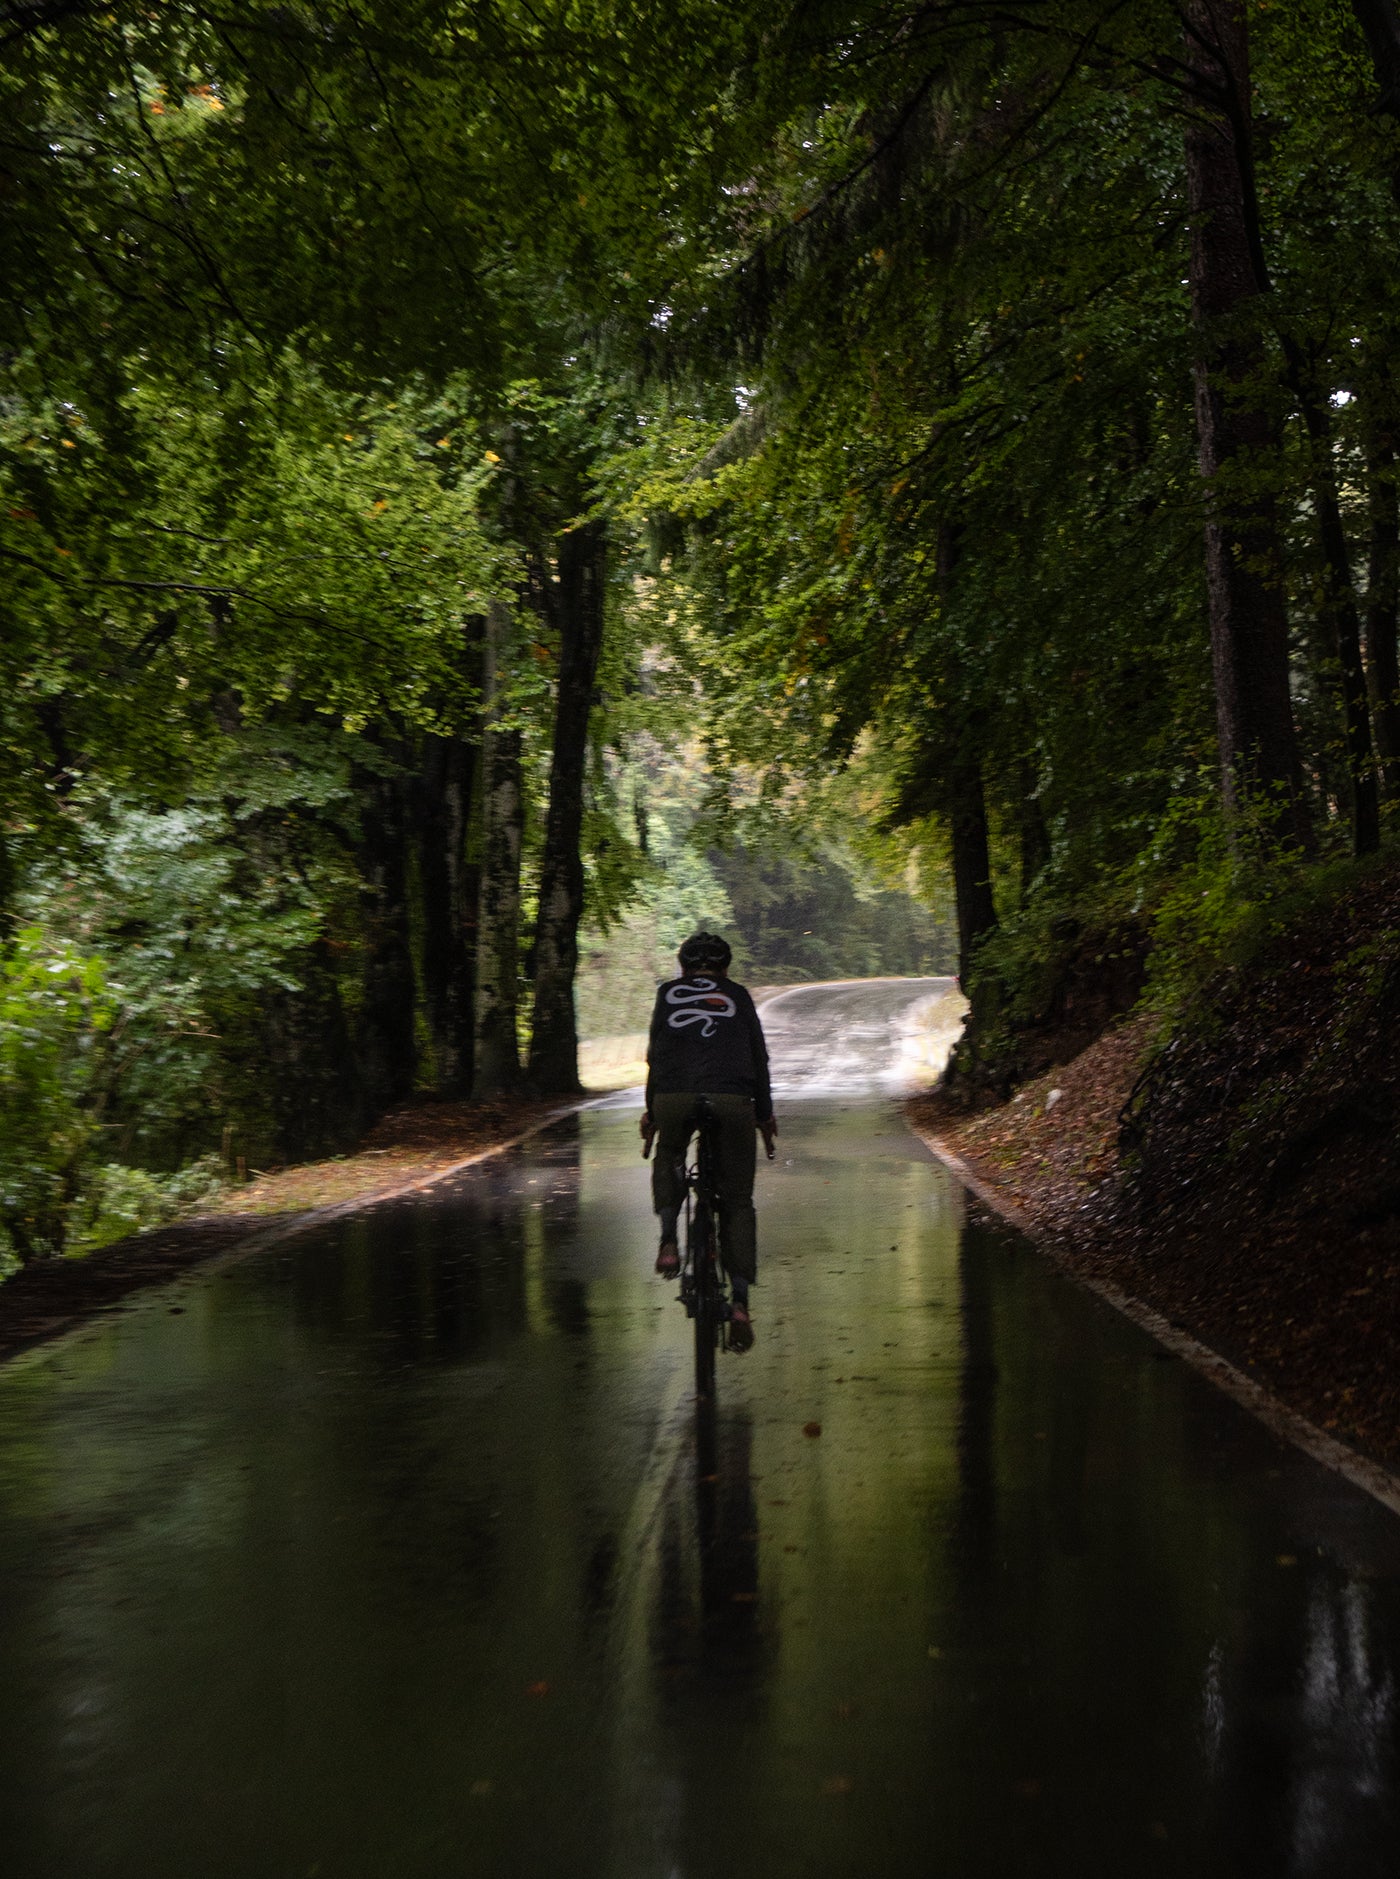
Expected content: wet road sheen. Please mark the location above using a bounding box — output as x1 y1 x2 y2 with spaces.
2 987 1400 1876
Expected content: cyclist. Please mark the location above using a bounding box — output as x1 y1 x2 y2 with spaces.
640 931 777 1354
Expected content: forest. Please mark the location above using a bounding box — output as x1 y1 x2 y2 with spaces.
5 0 1400 1270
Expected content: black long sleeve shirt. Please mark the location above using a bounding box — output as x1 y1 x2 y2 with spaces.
645 974 773 1122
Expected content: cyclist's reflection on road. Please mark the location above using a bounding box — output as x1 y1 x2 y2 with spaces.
694 1403 761 1631
650 1404 766 1678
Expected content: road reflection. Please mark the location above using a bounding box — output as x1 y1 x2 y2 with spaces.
1204 1567 1400 1873
0 1099 1399 1878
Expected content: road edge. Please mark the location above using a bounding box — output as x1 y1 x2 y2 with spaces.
205 1098 592 1256
909 1120 1400 1521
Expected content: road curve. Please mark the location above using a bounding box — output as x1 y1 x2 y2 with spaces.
758 974 963 1097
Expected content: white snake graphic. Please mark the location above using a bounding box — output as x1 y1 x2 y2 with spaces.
665 976 736 1037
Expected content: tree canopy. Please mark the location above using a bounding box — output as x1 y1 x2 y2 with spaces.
4 0 1400 1256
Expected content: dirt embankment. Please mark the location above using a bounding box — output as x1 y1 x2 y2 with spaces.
910 860 1400 1472
0 1095 566 1365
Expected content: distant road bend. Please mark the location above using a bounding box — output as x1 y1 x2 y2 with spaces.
755 974 962 1098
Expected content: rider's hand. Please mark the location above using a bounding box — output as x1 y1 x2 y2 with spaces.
759 1116 778 1160
640 1111 656 1158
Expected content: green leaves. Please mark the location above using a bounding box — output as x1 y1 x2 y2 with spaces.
0 927 114 1261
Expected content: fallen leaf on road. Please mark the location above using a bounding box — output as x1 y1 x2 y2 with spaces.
525 1681 550 1698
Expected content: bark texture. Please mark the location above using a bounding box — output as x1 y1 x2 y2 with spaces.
1367 433 1400 797
1182 0 1310 844
473 600 524 1097
527 521 608 1094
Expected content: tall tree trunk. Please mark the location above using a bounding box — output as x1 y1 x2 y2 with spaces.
261 938 362 1157
1016 753 1050 905
416 729 477 1094
936 522 998 983
416 617 485 1095
527 521 608 1094
1350 0 1400 117
356 758 417 1112
1182 0 1310 846
1288 364 1380 853
473 599 524 1098
1366 431 1400 797
950 747 997 986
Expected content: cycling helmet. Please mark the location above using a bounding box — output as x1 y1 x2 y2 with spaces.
678 931 732 973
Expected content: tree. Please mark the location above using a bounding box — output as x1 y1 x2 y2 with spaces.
1179 0 1311 843
528 519 608 1093
473 600 525 1098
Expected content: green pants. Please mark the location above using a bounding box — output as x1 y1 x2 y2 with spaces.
651 1092 758 1283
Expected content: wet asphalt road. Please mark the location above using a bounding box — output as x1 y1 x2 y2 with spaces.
1 981 1399 1877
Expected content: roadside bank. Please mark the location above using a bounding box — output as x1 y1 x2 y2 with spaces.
908 861 1400 1474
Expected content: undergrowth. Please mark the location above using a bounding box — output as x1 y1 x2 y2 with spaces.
952 777 1396 1106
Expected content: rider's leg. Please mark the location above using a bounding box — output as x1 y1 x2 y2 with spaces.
651 1094 697 1272
709 1095 758 1288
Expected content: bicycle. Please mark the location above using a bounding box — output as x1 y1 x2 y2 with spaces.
677 1099 733 1398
